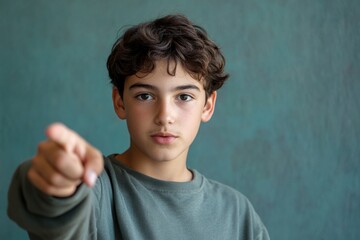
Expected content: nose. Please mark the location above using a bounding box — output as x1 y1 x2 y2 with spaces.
154 98 175 126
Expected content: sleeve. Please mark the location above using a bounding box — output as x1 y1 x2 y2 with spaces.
254 220 270 240
7 160 95 240
241 196 270 240
250 203 270 240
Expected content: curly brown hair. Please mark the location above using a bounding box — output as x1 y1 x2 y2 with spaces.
107 14 229 98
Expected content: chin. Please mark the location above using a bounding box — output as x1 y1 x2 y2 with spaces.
146 150 185 163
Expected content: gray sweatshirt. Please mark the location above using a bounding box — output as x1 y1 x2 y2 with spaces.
8 154 270 240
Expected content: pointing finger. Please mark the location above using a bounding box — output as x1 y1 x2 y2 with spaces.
46 123 87 158
45 122 103 188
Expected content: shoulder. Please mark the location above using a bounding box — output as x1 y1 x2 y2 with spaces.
93 154 130 196
198 172 262 221
198 172 270 238
200 173 250 204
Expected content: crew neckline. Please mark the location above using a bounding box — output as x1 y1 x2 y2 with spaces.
107 154 204 193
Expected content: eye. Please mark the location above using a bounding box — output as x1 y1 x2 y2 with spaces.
136 93 154 101
178 94 193 102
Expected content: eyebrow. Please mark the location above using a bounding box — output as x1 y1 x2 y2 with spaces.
129 83 156 91
128 83 201 92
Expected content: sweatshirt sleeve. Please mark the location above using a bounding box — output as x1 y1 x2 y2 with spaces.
254 221 270 240
7 160 94 240
251 204 270 240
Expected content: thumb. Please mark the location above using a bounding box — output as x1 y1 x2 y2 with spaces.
82 145 104 187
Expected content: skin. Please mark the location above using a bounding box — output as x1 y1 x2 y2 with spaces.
113 60 217 182
27 60 216 197
28 123 103 197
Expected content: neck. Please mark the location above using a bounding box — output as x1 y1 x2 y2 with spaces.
115 149 193 182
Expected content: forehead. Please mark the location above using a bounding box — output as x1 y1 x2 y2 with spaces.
125 60 205 90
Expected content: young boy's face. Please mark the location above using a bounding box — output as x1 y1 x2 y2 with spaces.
112 60 216 164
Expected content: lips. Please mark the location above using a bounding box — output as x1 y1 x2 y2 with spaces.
150 132 178 144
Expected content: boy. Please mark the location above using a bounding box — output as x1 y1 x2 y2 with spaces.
8 14 270 239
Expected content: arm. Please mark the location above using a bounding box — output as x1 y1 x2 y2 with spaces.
251 206 270 240
7 123 103 239
255 223 270 240
8 161 94 239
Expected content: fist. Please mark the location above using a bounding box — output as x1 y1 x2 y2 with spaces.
27 123 104 197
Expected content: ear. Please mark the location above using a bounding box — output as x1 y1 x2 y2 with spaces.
112 87 127 120
201 91 217 122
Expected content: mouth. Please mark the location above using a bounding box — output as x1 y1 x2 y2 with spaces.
150 132 178 144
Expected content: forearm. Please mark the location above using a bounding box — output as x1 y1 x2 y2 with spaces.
8 160 94 239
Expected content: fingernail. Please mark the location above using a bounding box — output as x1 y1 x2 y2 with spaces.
87 170 97 187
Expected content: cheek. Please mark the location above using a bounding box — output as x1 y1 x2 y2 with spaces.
179 107 203 129
126 104 152 118
126 108 145 126
125 106 153 130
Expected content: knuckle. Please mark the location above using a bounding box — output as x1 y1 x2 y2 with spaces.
88 147 102 160
31 155 45 167
36 141 58 160
30 156 40 166
36 141 48 153
48 173 61 185
27 168 36 183
67 186 77 194
29 174 54 195
94 149 102 159
55 186 77 197
42 185 55 195
52 151 68 169
74 180 82 186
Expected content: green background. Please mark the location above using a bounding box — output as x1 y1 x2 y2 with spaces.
1 0 359 239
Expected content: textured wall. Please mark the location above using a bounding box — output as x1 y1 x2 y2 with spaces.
1 0 359 239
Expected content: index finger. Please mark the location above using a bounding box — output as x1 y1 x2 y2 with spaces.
45 123 86 158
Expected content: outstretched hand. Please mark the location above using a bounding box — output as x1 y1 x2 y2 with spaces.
27 123 104 197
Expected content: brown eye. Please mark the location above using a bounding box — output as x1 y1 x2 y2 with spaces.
136 93 153 101
178 94 193 102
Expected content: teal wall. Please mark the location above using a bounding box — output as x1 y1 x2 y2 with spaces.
1 0 359 239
